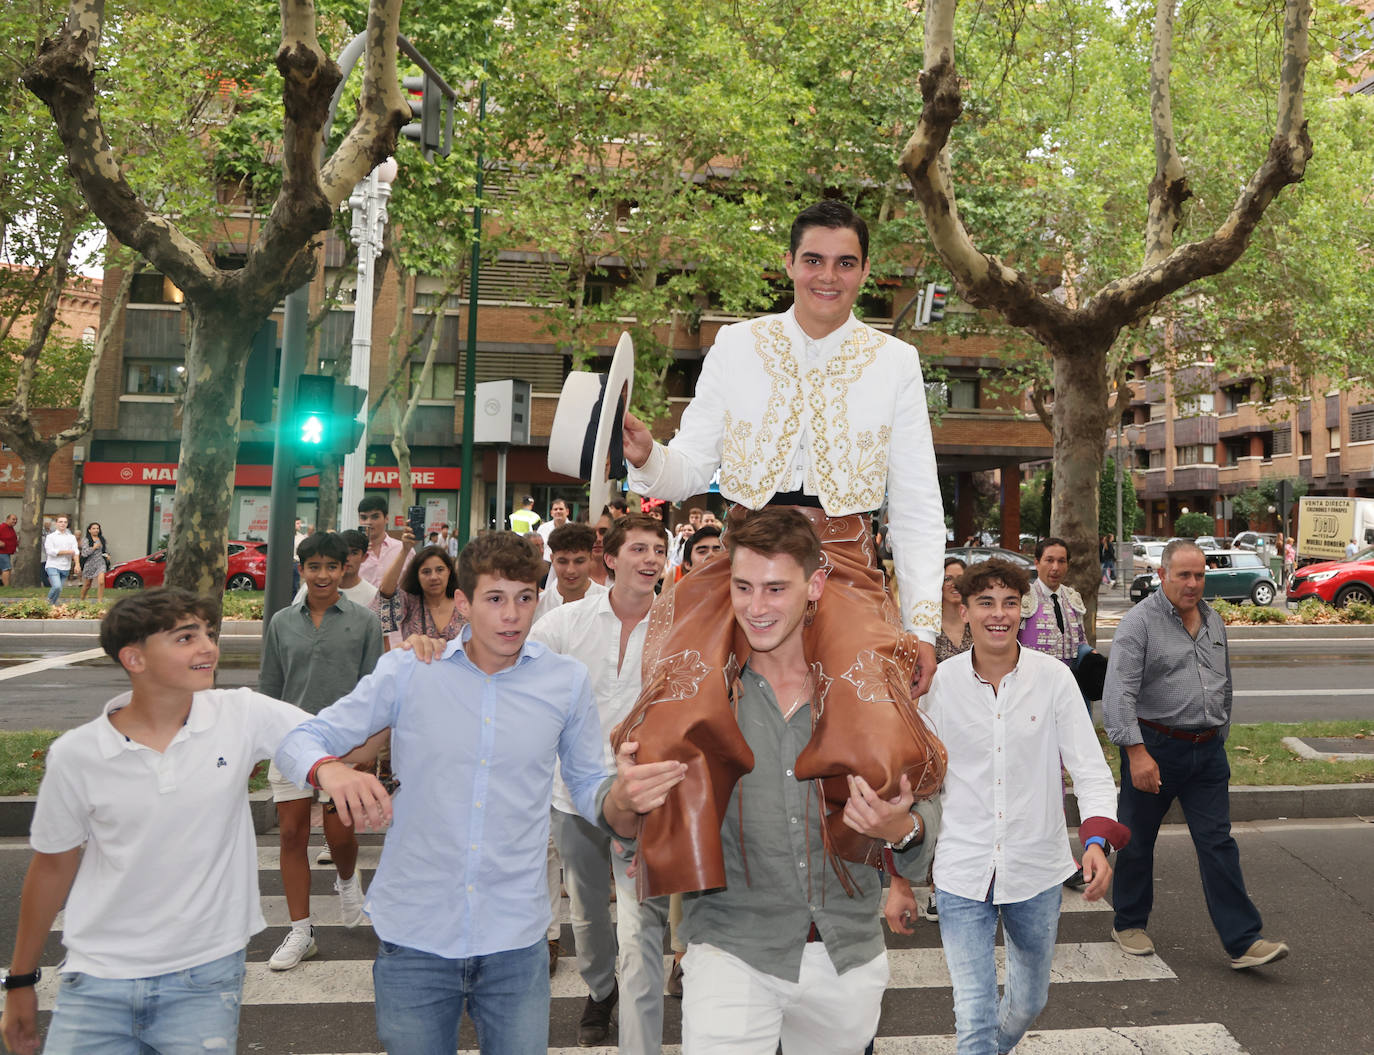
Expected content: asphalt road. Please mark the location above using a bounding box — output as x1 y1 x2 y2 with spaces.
2 629 1370 732
1 819 1369 1054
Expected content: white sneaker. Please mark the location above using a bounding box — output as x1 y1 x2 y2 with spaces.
316 848 333 865
335 873 368 928
269 926 318 970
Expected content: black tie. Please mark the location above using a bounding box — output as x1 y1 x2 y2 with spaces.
1051 592 1065 634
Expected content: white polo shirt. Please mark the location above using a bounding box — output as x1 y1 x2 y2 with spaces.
527 588 647 815
30 687 306 978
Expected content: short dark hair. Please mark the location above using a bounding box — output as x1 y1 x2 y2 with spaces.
100 587 220 665
358 494 388 517
944 555 967 572
683 525 723 569
603 512 664 558
1035 536 1071 561
608 498 629 516
456 531 543 598
1161 538 1204 573
400 544 458 598
726 508 822 576
955 558 1031 601
789 200 869 263
340 528 368 554
548 523 596 555
297 532 349 565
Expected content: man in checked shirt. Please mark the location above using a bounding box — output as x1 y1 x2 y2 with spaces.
1104 539 1289 970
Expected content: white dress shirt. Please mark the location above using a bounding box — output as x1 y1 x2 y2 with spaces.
625 308 944 639
527 588 647 814
925 646 1119 904
533 578 608 623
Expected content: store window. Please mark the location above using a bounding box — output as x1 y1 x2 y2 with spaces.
125 360 186 395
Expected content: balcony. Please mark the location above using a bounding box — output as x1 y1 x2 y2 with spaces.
1143 422 1165 449
1172 416 1218 447
1328 453 1343 478
1142 375 1167 403
1136 468 1168 498
1172 466 1218 492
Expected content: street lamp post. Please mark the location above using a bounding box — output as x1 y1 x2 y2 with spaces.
340 158 399 521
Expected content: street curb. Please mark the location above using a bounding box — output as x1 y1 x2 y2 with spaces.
1062 782 1374 826
2 785 1369 839
0 790 278 838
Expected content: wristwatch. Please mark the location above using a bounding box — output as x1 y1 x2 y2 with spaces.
1 966 41 990
888 811 924 852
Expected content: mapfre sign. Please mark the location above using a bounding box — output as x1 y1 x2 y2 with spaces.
84 463 461 490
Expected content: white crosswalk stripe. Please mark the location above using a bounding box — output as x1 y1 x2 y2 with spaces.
17 844 1250 1053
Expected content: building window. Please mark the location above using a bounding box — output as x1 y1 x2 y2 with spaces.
1351 409 1374 443
1330 426 1342 450
125 360 185 395
1175 444 1216 466
1273 426 1292 456
1222 441 1244 466
1301 431 1312 455
1177 393 1215 416
1148 449 1165 469
415 363 456 401
1221 384 1248 413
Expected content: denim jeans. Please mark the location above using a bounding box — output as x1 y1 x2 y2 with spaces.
46 566 68 604
372 937 549 1055
1113 727 1263 957
43 948 246 1054
937 882 1061 1055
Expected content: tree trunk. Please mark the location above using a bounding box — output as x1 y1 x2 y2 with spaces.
163 304 258 595
1048 342 1113 641
16 454 54 587
315 451 342 531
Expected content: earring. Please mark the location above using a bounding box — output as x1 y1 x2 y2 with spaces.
803 599 817 627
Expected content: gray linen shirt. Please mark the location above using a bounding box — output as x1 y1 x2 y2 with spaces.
680 666 941 982
1103 586 1232 747
259 596 383 714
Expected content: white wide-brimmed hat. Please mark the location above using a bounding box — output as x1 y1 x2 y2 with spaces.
548 332 635 517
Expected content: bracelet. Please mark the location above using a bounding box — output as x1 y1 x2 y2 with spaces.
1084 835 1109 853
306 756 342 788
888 811 923 852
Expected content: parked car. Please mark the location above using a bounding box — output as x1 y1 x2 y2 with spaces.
1129 548 1278 606
105 541 268 591
1286 548 1374 608
1232 531 1278 552
1132 541 1168 573
944 546 1038 578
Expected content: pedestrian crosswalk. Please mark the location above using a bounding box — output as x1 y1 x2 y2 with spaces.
18 837 1250 1053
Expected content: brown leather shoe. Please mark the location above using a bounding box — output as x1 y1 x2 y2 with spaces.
665 956 684 998
548 939 561 978
578 984 618 1046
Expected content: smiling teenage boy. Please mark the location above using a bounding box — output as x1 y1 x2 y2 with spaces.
0 589 310 1055
273 532 683 1054
259 532 384 971
533 522 606 622
924 559 1128 1055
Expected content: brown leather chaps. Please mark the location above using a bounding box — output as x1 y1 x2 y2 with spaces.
612 508 947 899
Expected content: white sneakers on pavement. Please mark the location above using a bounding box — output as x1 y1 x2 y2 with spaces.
269 926 318 971
335 873 368 928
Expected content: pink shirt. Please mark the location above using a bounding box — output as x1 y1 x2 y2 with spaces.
358 535 411 588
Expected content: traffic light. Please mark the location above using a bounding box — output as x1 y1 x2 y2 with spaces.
925 282 949 324
294 374 335 454
401 75 451 161
334 383 367 456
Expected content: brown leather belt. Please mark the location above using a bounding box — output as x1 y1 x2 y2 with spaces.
1139 718 1219 744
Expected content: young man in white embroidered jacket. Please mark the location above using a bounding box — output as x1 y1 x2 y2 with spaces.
615 200 948 899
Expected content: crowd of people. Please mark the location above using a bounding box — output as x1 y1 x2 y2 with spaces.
1 202 1287 1055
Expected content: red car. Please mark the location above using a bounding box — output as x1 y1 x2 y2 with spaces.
1286 547 1374 608
105 541 269 591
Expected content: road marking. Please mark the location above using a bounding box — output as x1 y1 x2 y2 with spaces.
1235 688 1370 697
0 647 105 683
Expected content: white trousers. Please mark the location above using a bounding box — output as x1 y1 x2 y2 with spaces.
680 941 887 1055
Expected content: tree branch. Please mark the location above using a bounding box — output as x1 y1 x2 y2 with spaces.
56 258 138 444
12 216 78 414
1144 0 1191 269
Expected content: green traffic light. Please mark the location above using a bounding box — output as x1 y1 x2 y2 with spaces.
299 414 326 446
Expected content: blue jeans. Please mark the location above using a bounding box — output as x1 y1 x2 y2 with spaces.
937 882 1061 1055
43 948 245 1054
1113 727 1263 957
373 938 549 1055
46 566 68 604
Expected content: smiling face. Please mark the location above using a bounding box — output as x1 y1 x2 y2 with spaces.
962 582 1023 662
301 553 344 604
120 615 220 693
417 554 451 598
729 546 825 659
605 528 667 600
457 574 538 674
783 225 870 339
551 500 568 526
551 549 593 596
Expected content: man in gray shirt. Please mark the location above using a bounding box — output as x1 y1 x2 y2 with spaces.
616 508 940 1053
1104 539 1288 970
260 532 384 971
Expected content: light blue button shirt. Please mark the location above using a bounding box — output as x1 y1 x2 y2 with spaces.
275 630 612 959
